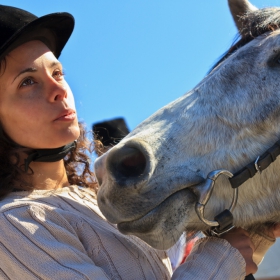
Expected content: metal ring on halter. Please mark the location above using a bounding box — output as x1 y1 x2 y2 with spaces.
193 169 238 227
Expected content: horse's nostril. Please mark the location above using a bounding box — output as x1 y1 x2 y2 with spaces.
120 149 146 177
110 146 146 178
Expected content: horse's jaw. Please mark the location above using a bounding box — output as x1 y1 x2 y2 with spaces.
116 188 200 250
97 184 205 250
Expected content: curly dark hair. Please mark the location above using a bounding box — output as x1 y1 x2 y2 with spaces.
0 122 99 198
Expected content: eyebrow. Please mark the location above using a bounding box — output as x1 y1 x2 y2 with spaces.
50 61 61 68
12 67 37 83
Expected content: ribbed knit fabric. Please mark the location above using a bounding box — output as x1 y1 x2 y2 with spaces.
0 186 246 279
0 186 171 279
172 237 246 280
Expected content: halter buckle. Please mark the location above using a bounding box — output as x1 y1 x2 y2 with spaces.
254 156 262 174
210 209 235 236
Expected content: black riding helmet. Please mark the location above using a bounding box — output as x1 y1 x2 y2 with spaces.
0 5 74 59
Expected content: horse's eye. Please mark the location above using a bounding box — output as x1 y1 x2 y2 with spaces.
268 55 280 67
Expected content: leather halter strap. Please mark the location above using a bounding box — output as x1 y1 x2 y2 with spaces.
229 140 280 189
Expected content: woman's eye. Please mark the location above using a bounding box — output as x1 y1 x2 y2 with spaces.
53 69 64 79
20 78 35 87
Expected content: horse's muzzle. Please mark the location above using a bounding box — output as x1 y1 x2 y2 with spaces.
94 139 155 189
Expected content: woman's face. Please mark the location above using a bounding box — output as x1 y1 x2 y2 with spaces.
0 40 80 149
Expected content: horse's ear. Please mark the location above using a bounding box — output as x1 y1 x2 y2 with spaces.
228 0 258 34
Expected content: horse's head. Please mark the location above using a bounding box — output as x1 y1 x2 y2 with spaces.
95 0 280 250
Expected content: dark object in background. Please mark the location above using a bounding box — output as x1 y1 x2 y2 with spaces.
93 117 130 156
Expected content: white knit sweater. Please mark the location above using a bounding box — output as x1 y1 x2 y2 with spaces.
0 186 246 279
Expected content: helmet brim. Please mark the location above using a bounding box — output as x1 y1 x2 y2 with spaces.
0 12 74 60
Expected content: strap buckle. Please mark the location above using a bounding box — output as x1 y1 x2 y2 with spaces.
210 209 235 236
254 156 261 174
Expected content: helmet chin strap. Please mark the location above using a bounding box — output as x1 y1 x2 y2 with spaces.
24 141 77 172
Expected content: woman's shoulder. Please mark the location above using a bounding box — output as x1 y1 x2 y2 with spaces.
0 185 113 241
0 185 101 218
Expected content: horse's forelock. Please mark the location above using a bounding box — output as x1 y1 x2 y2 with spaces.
211 7 280 71
240 7 280 37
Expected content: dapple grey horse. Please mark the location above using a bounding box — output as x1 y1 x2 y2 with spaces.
95 0 280 251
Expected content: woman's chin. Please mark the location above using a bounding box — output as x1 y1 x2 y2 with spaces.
35 135 79 149
53 126 80 147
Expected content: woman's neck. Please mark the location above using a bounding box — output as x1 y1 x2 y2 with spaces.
26 160 69 190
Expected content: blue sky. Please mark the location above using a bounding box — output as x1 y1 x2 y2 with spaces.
5 0 280 132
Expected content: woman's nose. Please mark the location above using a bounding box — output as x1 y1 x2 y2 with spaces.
48 79 68 102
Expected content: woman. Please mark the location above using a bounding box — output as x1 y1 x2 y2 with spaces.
0 4 274 279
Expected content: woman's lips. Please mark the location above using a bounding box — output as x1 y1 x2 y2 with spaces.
54 110 76 121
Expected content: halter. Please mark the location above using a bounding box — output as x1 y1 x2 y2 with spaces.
193 141 280 280
194 139 280 236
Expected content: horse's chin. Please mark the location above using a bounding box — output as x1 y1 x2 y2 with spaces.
117 188 200 250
